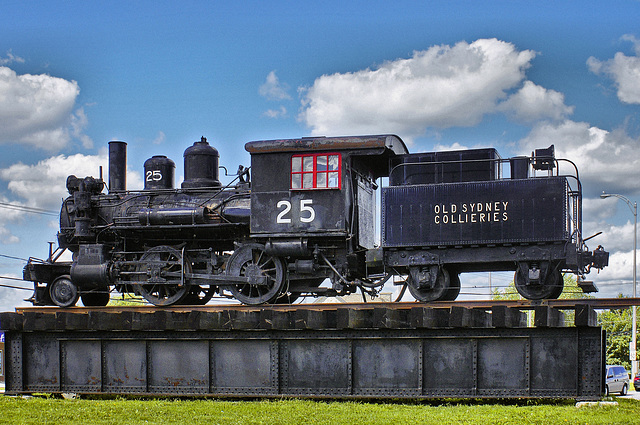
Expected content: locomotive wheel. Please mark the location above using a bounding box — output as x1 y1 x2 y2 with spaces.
134 246 191 306
514 267 563 300
408 268 450 302
547 271 565 299
179 285 215 305
224 243 285 305
441 271 461 301
49 275 79 307
81 288 110 306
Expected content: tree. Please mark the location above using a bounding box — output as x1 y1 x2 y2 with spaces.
598 296 637 371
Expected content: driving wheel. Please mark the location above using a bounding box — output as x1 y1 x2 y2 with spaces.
179 285 215 305
81 287 110 306
224 243 285 305
134 245 191 306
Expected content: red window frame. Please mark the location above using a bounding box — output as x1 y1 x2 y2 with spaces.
290 153 342 190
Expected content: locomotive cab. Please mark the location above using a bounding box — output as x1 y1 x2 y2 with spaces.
243 135 408 303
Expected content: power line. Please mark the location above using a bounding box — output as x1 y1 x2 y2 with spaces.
0 254 29 262
0 275 28 282
0 282 32 291
0 275 32 291
0 201 58 217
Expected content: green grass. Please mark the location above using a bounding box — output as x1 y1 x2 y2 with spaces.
0 397 639 425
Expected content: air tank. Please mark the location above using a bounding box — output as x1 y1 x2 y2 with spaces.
144 155 176 190
181 136 221 188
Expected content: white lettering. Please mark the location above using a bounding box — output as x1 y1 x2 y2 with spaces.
432 199 510 225
277 200 292 224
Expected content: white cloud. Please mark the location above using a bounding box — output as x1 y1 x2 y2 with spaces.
589 250 637 297
263 106 287 119
259 70 291 100
0 278 31 312
153 131 166 145
587 35 640 104
518 120 640 196
299 38 537 143
0 153 143 211
433 142 468 152
498 81 574 122
0 66 90 150
586 218 635 253
0 194 26 245
70 107 93 149
0 50 25 65
583 196 621 222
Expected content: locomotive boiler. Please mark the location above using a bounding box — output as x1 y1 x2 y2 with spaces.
23 134 609 307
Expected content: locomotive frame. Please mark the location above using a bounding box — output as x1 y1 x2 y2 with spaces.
23 134 608 307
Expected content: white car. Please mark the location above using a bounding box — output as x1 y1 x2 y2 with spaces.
605 365 629 396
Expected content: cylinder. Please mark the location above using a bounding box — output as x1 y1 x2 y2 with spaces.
108 141 127 192
70 263 109 288
510 156 529 179
181 137 221 189
144 155 176 190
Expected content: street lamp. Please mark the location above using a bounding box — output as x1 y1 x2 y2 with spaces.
601 192 637 378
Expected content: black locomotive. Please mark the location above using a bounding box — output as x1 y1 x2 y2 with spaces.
23 134 609 307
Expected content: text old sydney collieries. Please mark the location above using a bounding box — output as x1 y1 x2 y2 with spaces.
433 201 509 225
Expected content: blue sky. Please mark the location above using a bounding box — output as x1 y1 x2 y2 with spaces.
0 1 639 309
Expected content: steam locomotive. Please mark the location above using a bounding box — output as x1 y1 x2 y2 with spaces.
23 134 609 307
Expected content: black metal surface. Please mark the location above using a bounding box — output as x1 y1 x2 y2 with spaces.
389 148 500 186
3 325 603 400
181 137 221 189
2 305 604 400
383 177 568 247
144 155 175 190
108 141 127 192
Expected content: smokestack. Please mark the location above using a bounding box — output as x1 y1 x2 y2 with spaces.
108 141 127 192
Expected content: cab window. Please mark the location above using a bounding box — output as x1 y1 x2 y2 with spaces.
291 153 341 190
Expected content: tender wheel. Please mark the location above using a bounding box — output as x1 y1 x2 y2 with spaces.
514 267 563 300
441 271 461 301
49 275 79 307
179 285 215 305
134 246 191 306
548 271 565 299
224 243 285 305
621 383 628 396
81 288 110 306
408 267 450 302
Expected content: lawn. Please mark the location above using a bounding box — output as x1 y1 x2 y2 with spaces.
0 396 638 425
